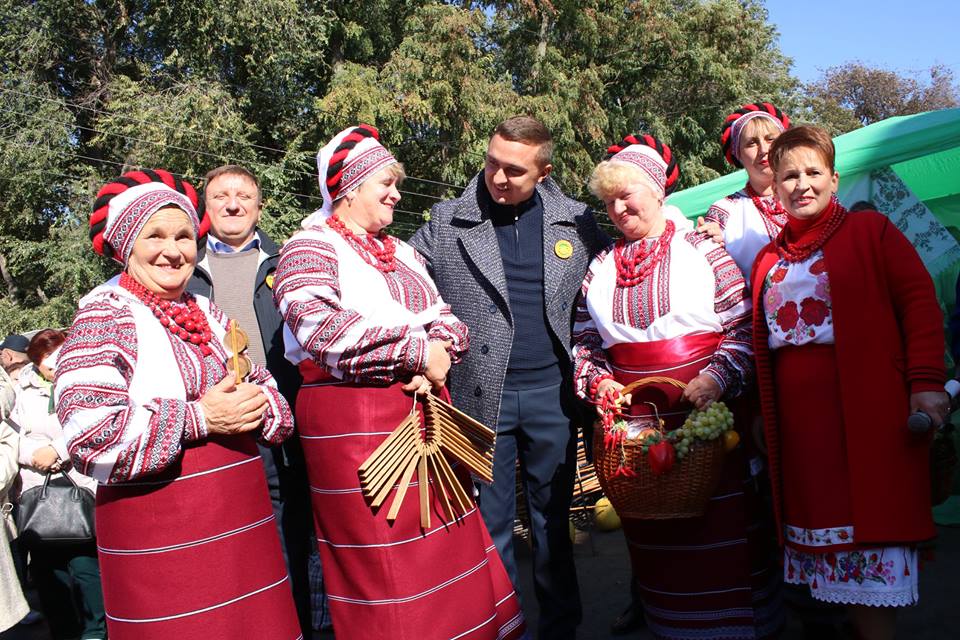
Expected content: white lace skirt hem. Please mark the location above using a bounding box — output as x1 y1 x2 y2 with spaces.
783 545 918 607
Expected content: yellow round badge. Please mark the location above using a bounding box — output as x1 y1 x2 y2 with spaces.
265 274 275 289
554 239 573 259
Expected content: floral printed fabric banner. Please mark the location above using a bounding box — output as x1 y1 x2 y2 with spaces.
870 167 960 278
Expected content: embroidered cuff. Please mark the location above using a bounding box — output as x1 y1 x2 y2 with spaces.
401 336 429 375
184 401 208 442
701 366 730 395
258 386 293 446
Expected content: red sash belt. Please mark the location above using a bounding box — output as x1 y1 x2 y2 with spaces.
299 359 334 384
606 332 721 429
607 331 721 370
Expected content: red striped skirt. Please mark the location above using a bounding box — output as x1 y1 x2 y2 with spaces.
608 334 782 640
296 375 527 640
95 435 300 639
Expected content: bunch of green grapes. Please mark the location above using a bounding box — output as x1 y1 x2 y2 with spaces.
674 402 734 458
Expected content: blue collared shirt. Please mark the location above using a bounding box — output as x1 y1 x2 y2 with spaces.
206 236 261 254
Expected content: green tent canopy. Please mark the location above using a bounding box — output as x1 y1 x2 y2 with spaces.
668 108 960 358
668 108 960 225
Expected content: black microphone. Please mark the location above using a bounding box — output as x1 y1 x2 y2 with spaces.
907 379 960 433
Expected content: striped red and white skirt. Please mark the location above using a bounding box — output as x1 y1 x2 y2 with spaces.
296 370 527 640
607 333 783 640
95 434 301 639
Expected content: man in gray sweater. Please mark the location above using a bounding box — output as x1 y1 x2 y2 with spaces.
186 165 313 637
411 117 608 639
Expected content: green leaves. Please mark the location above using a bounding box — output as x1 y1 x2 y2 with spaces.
2 0 868 332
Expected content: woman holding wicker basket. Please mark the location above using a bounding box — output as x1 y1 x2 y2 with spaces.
571 134 782 639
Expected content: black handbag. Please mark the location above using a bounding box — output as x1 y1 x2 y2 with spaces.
15 470 95 547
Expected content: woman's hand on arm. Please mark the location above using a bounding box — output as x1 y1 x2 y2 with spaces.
682 374 723 410
199 377 268 436
696 217 724 245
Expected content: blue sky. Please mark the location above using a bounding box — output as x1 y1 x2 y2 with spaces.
765 1 959 84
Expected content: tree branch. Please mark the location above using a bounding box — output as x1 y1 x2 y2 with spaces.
0 253 19 299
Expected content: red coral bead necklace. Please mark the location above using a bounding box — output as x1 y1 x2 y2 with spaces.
745 182 787 229
120 272 214 356
775 199 847 263
327 213 397 273
614 219 675 287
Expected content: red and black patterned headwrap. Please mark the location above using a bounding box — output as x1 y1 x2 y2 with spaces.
720 102 790 167
605 133 680 195
324 124 382 202
90 169 208 263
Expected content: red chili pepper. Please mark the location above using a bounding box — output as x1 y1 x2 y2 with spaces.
610 464 637 479
647 441 676 475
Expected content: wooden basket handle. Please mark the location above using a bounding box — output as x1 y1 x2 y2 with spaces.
619 375 686 398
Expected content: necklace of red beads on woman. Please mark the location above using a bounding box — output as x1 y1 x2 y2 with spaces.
120 272 214 356
775 198 848 263
326 214 397 273
614 219 675 287
745 182 787 230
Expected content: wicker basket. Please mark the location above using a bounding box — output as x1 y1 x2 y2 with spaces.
593 376 725 520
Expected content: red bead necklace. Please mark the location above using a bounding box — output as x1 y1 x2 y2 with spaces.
326 214 397 272
775 199 847 263
614 220 675 287
120 272 214 356
745 182 787 230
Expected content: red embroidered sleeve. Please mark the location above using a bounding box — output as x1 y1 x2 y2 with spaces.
688 234 754 396
273 236 429 384
55 300 209 483
571 250 615 400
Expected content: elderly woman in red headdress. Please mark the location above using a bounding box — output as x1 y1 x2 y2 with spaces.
56 170 300 639
571 135 782 640
752 125 947 639
699 102 791 281
273 125 526 640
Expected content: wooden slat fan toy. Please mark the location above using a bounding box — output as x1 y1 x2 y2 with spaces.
358 392 495 528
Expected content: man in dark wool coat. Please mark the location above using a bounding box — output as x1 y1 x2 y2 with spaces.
411 116 608 640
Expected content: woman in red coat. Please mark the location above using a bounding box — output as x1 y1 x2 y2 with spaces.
751 125 948 639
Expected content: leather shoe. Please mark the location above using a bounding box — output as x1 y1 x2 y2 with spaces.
610 601 645 635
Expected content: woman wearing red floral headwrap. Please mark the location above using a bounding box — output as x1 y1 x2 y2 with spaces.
699 102 791 282
56 170 299 639
752 125 947 639
273 125 526 640
572 134 782 640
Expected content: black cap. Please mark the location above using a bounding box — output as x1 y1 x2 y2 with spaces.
0 334 29 353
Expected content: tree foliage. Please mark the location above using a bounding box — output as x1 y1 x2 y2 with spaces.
803 62 959 135
1 0 953 333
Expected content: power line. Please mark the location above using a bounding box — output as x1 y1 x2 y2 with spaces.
1 128 445 212
2 167 429 228
0 104 449 203
0 85 469 190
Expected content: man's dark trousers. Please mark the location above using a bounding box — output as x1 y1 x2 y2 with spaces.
477 382 581 640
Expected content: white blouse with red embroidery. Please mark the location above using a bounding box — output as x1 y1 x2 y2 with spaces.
55 278 293 484
572 230 753 399
704 189 787 280
273 224 468 384
761 250 834 349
